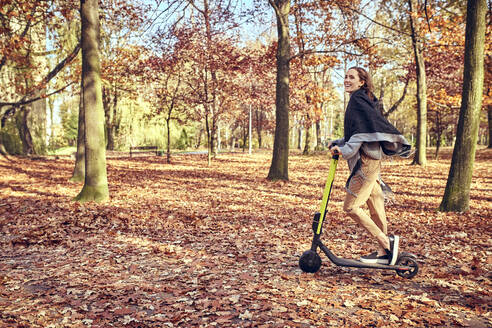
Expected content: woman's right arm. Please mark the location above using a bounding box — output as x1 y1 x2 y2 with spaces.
337 139 362 159
328 137 344 148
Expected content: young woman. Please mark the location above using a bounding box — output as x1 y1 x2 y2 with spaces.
329 67 411 265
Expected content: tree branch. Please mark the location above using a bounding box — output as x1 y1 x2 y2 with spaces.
428 98 460 110
187 0 205 15
336 3 411 37
0 82 75 109
42 42 81 87
0 2 38 72
0 42 80 106
383 78 410 117
424 0 432 32
1 82 74 128
268 0 281 19
288 43 367 62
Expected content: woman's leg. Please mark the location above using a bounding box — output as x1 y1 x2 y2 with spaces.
343 154 390 251
367 182 388 255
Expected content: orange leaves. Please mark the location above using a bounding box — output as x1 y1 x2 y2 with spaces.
429 88 461 110
0 150 491 327
304 54 339 68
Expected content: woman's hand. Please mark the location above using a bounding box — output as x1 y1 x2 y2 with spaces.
330 145 341 156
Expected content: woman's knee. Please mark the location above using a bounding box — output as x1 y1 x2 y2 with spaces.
343 203 359 217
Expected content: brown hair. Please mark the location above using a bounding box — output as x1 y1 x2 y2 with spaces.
348 66 375 100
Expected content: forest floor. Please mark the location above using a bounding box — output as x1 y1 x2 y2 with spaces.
0 147 491 327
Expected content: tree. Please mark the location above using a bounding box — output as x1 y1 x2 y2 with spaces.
267 0 376 179
439 0 487 212
0 47 80 157
152 0 244 164
0 0 79 156
74 0 109 202
422 4 467 158
246 41 276 150
99 0 148 150
145 33 188 163
408 0 428 166
267 0 291 180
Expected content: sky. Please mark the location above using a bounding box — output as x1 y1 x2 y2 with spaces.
140 0 272 41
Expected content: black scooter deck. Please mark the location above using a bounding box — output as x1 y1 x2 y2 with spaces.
318 241 414 271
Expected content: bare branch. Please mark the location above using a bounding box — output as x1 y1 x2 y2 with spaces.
336 3 411 37
424 0 432 32
428 98 460 110
383 78 410 117
1 82 75 128
0 82 75 109
0 42 81 106
43 43 81 87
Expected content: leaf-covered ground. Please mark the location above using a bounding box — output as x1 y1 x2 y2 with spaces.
1 148 491 327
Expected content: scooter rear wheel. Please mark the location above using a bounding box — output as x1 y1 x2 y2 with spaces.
395 255 419 279
299 250 322 273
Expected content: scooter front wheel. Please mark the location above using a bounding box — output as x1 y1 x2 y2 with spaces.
299 250 322 273
395 255 419 279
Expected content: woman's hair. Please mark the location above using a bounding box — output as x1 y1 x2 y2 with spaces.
348 66 375 100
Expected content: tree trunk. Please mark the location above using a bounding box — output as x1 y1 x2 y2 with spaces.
0 106 10 158
242 124 247 152
303 115 311 155
210 118 217 157
488 105 492 148
17 106 34 155
382 78 410 118
102 85 117 150
205 112 211 165
195 127 203 149
74 0 109 202
29 89 47 154
166 115 171 163
303 126 311 155
71 82 85 182
315 119 321 150
297 125 302 150
434 111 442 159
0 128 9 159
202 0 218 160
439 0 486 212
255 108 263 148
267 0 290 181
408 0 427 166
217 124 221 152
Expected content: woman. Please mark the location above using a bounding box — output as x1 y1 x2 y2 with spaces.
329 67 411 265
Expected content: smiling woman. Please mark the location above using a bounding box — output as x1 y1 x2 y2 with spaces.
329 66 411 265
343 69 365 94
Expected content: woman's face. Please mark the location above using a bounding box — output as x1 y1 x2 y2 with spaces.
344 69 365 94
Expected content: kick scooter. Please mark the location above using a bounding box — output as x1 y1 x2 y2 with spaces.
299 152 419 279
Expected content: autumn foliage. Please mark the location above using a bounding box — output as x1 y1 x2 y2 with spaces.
1 149 491 327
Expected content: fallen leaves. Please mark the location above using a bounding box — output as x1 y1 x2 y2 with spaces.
0 148 491 327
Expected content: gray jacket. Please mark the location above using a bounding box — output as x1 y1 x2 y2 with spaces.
332 138 382 173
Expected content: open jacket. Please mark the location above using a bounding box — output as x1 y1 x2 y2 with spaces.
333 88 411 195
